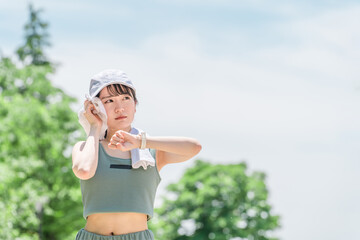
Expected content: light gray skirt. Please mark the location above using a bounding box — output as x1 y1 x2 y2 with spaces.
75 228 155 240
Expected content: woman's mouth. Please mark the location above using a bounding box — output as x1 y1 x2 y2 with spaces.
115 116 127 120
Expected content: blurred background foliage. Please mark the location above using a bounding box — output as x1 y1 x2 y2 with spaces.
150 160 280 240
0 4 85 240
0 4 280 240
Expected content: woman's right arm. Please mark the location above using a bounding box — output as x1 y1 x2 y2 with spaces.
72 126 101 180
72 100 102 180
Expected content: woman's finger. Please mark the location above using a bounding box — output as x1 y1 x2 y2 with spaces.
109 139 118 146
84 100 91 109
85 102 98 116
115 131 125 139
108 143 116 149
116 142 128 151
111 135 123 142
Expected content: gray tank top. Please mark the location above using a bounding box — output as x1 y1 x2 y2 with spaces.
80 143 161 220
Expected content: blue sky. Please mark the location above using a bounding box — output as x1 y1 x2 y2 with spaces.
1 1 360 240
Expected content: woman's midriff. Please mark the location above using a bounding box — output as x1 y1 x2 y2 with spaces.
84 212 148 236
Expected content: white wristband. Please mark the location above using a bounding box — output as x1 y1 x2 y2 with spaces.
140 132 147 149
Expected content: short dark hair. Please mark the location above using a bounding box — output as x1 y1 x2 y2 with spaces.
96 84 138 105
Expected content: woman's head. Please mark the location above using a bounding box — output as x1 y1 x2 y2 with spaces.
89 69 138 133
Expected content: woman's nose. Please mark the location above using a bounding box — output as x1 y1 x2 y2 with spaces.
114 102 124 113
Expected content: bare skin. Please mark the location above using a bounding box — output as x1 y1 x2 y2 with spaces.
84 213 148 235
72 86 201 235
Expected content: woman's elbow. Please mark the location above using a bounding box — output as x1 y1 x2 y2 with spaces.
193 141 202 156
72 166 94 180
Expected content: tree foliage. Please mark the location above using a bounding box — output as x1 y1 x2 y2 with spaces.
150 160 281 240
16 4 51 66
0 5 84 240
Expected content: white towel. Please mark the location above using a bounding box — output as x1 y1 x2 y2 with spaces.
78 95 155 169
129 128 155 170
78 94 108 140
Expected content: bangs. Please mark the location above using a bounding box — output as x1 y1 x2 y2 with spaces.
105 84 138 103
107 84 132 96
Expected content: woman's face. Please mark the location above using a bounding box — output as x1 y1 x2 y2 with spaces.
98 85 136 132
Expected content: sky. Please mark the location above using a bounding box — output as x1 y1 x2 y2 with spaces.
1 0 360 239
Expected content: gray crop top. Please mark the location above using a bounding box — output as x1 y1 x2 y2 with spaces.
80 143 161 220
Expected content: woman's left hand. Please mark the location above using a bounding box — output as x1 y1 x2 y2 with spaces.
108 130 140 151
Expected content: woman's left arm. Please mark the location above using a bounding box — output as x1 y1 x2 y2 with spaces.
146 136 202 166
108 131 202 169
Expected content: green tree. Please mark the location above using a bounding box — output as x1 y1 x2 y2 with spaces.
0 5 84 240
16 4 51 66
150 160 281 240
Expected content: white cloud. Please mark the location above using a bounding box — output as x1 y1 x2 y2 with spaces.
256 5 360 84
290 5 360 48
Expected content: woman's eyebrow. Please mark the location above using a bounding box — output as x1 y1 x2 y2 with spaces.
101 95 113 100
101 94 129 100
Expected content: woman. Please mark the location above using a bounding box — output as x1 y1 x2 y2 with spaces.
72 69 202 240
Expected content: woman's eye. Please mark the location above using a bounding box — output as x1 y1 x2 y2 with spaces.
104 99 113 103
124 96 131 100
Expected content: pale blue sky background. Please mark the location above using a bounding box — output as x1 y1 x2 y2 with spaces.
1 1 360 239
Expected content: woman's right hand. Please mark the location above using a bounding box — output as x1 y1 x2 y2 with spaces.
83 100 102 127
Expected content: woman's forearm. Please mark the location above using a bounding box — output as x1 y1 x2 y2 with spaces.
144 136 202 157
